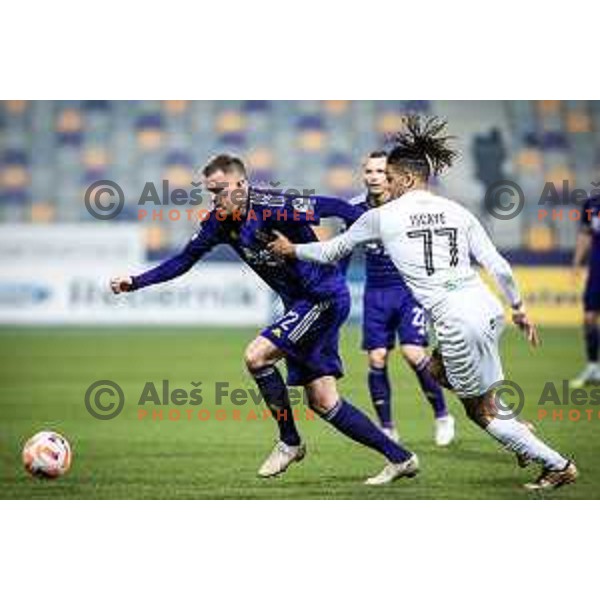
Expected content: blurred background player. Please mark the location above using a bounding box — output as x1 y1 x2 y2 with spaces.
110 154 420 483
348 151 455 445
571 193 600 387
270 116 577 490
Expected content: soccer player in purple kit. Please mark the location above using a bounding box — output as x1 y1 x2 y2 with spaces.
571 194 600 387
110 154 420 484
348 151 455 445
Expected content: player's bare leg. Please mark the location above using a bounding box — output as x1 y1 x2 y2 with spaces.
401 344 455 446
304 376 418 485
428 347 452 390
245 336 306 477
366 348 399 442
460 391 577 491
570 311 600 388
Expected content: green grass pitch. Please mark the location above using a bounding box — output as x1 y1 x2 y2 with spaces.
0 325 597 499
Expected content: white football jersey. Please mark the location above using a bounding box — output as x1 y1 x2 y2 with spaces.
296 189 520 316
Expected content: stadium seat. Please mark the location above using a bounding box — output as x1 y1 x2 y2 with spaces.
1 100 598 255
145 224 167 251
56 107 84 146
30 202 55 222
525 224 557 251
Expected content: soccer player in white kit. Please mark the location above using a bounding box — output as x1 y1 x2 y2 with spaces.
269 116 577 490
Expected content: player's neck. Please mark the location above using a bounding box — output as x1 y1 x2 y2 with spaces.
367 191 389 207
399 182 429 198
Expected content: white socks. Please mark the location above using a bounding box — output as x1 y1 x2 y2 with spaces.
485 417 568 471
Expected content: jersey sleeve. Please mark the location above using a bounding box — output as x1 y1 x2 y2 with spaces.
249 190 320 225
309 195 364 226
295 209 381 264
268 194 363 226
466 212 521 306
130 216 221 290
250 188 362 226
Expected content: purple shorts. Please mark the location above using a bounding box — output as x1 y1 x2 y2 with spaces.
362 287 428 350
261 289 351 386
584 268 600 312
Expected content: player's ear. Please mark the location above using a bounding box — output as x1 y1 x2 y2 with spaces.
403 171 415 190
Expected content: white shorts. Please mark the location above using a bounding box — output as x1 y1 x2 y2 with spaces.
431 284 505 398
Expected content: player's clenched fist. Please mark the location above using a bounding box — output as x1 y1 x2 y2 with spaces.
110 275 133 294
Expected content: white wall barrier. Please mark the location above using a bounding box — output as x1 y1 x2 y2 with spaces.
0 223 145 267
0 224 271 326
0 263 271 325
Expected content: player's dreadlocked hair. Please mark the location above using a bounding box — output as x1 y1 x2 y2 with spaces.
387 115 458 180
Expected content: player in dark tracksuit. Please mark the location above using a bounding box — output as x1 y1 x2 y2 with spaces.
110 154 419 484
347 152 455 446
571 194 600 387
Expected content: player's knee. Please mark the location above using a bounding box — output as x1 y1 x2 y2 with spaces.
401 344 427 367
244 343 269 372
584 312 599 326
461 398 482 425
308 395 336 414
461 395 493 428
368 348 388 369
304 378 339 414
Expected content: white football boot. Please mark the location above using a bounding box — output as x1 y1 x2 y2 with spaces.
570 363 600 388
364 454 420 485
258 441 306 478
434 414 456 447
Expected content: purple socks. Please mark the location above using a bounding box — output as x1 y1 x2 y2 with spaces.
322 398 412 463
414 356 448 419
368 366 393 428
250 365 301 446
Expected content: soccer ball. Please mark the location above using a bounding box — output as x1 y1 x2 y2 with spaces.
22 431 72 478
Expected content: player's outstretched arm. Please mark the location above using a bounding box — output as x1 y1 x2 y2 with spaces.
467 213 540 347
269 209 381 264
109 248 198 295
109 219 220 294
